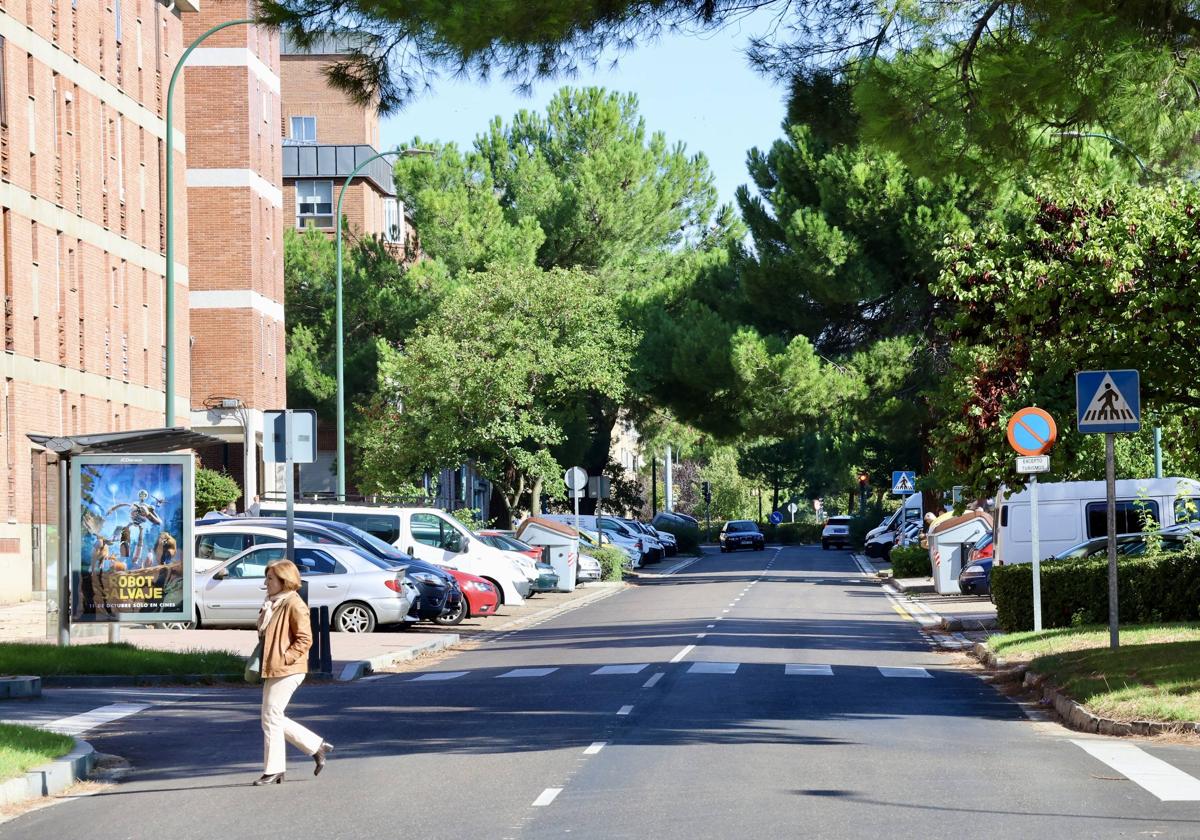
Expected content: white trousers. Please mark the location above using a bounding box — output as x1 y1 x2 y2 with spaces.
261 674 323 774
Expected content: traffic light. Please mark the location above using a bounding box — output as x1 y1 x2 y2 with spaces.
702 481 712 503
858 472 869 488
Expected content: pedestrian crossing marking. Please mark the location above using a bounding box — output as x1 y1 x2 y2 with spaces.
497 667 558 678
687 662 739 675
410 671 468 682
877 666 932 678
785 664 834 676
1080 373 1137 425
592 664 649 675
1073 740 1200 801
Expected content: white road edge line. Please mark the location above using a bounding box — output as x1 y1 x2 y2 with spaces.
584 742 607 755
617 705 634 716
643 672 664 688
1073 740 1200 801
532 788 563 807
697 633 707 639
670 644 696 663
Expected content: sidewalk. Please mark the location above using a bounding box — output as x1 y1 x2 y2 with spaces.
0 582 626 681
853 554 998 633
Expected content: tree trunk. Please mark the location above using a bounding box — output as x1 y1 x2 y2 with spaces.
580 394 620 515
529 476 544 517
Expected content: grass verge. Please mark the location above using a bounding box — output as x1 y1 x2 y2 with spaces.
0 642 243 677
0 723 74 782
988 623 1200 722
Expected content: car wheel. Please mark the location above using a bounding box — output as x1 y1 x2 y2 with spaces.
434 599 467 626
332 602 377 633
821 541 830 550
483 578 505 605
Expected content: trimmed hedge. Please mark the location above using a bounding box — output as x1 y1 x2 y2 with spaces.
889 545 931 579
760 522 823 544
586 546 630 581
991 547 1200 632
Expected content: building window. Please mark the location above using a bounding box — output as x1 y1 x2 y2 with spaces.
114 0 123 44
289 116 316 142
27 97 35 154
295 180 333 228
383 198 403 243
0 37 6 128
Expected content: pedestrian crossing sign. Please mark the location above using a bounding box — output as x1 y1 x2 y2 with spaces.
1076 370 1140 434
891 471 916 495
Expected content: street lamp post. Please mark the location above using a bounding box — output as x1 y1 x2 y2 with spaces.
334 148 431 499
1056 131 1161 477
164 18 255 426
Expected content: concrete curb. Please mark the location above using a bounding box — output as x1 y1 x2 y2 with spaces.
41 673 241 688
0 737 95 807
942 614 1000 632
0 676 40 698
966 642 1199 738
337 633 461 682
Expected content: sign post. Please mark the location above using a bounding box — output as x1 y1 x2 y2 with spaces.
1007 407 1057 633
265 409 317 565
787 501 798 523
564 466 587 535
1076 370 1141 649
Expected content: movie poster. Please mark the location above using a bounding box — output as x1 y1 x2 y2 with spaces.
70 455 193 622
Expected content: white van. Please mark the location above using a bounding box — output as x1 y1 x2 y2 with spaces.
994 477 1200 566
863 494 925 557
257 503 529 605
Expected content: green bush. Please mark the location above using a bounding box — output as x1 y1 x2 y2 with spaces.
195 468 240 515
991 546 1200 632
889 545 932 578
760 522 823 544
849 507 888 548
655 520 702 553
587 546 629 581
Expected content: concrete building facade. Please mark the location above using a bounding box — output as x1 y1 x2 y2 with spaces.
0 0 197 602
183 0 284 506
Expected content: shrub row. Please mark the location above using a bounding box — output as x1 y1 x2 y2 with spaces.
889 545 931 579
760 522 823 544
991 547 1200 632
586 546 630 581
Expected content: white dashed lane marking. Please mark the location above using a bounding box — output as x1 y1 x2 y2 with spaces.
497 668 559 679
592 664 649 676
583 742 607 755
532 788 563 807
785 664 834 676
669 645 696 663
877 666 932 678
39 703 150 736
642 672 664 688
1073 740 1200 801
617 705 634 716
687 662 739 675
410 671 468 682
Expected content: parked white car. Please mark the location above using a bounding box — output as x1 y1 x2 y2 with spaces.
194 543 418 633
256 502 530 606
576 554 602 583
193 522 317 573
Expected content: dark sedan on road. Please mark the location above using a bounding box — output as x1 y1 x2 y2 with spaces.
720 520 765 553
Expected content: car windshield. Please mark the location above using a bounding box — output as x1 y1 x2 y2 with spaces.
973 532 993 551
335 525 408 560
490 533 533 552
727 521 757 532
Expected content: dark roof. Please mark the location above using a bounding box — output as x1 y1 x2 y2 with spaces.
281 144 396 196
27 427 225 456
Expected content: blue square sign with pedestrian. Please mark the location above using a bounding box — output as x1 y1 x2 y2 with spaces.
891 471 916 495
1076 370 1140 433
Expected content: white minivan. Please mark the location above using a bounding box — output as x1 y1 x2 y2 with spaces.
994 477 1200 566
863 494 925 557
257 503 529 606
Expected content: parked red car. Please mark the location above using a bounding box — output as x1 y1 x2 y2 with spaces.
477 530 542 562
435 568 500 626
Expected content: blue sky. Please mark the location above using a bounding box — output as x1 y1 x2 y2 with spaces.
378 15 789 210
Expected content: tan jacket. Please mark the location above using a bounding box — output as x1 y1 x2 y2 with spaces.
260 593 311 679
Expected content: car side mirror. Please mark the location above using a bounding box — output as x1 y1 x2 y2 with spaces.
213 569 227 580
406 545 414 557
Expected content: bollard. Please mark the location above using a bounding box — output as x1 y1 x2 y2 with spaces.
308 605 332 676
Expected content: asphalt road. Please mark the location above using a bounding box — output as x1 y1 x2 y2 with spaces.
7 545 1200 839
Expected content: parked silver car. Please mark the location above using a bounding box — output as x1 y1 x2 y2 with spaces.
194 543 418 633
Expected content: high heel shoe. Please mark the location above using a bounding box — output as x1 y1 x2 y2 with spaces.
252 773 285 786
313 742 334 776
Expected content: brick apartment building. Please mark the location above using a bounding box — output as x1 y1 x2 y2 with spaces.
183 0 284 506
0 0 197 602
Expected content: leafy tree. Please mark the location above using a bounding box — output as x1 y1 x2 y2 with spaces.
355 264 636 526
259 2 1200 178
930 181 1200 495
392 87 722 496
284 227 448 422
195 468 240 515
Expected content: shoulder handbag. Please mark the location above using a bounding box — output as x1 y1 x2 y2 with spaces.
244 639 263 685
